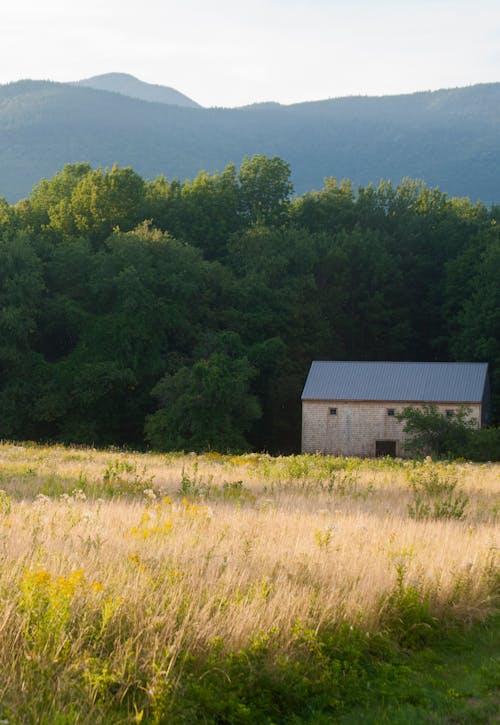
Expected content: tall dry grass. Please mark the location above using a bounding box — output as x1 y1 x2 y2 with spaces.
0 442 498 721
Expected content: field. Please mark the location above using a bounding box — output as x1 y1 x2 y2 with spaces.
0 442 498 723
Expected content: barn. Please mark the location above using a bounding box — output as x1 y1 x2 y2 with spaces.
301 361 490 457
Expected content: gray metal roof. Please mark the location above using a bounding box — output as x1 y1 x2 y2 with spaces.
301 361 489 403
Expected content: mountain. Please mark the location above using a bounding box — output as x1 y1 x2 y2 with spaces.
1 79 500 203
75 72 201 108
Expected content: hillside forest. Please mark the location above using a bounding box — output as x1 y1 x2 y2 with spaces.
3 80 500 204
0 156 498 453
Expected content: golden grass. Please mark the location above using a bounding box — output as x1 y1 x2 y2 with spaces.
0 442 498 718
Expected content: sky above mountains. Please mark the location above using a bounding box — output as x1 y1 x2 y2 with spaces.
3 0 500 107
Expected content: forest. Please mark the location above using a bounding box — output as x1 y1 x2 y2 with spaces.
0 155 498 453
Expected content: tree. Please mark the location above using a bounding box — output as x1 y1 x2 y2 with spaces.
397 405 475 458
145 164 241 259
313 226 411 359
238 155 293 226
451 235 500 419
0 232 46 438
27 164 146 244
145 353 261 452
177 165 241 258
65 165 146 244
291 177 356 233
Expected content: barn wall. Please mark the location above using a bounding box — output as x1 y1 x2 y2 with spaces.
301 401 481 456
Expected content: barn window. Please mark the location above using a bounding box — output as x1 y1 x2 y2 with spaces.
387 408 395 416
445 410 454 418
329 407 337 415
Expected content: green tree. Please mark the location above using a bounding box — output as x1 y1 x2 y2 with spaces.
26 164 146 244
145 164 241 259
145 353 261 452
450 236 500 418
48 223 218 445
238 155 293 226
314 226 411 359
63 165 145 243
291 177 356 233
0 233 46 438
397 405 475 458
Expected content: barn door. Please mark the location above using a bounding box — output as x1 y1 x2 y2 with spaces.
375 440 397 457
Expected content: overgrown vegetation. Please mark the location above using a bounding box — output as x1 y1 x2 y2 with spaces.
406 459 469 520
0 158 499 454
399 405 500 460
0 443 498 723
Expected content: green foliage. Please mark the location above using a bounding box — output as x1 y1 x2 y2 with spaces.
451 233 500 415
176 467 256 504
399 406 500 462
145 353 261 452
238 154 293 225
0 489 12 514
177 466 213 498
29 164 146 244
5 600 498 724
398 405 476 458
407 461 469 520
102 459 154 496
150 616 500 724
464 426 500 461
0 232 46 439
0 157 498 453
145 164 242 259
221 480 255 503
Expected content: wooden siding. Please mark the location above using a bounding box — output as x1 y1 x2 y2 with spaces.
301 401 481 456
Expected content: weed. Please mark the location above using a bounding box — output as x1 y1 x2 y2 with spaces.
102 460 154 496
0 489 12 515
178 465 213 498
407 461 469 520
320 470 374 499
314 526 334 549
383 556 438 647
220 480 256 504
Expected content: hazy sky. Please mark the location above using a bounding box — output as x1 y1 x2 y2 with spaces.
2 0 500 107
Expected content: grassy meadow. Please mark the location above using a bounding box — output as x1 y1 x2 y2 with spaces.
0 442 498 723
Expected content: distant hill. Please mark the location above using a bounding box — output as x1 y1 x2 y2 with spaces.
1 79 500 203
75 73 201 108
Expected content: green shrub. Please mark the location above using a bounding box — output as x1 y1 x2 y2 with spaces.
398 405 500 461
463 426 500 461
398 405 475 458
407 462 469 520
102 460 154 496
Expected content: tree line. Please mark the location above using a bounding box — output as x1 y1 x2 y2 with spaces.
0 156 498 452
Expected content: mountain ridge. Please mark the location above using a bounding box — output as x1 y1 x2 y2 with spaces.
74 72 202 108
1 78 500 203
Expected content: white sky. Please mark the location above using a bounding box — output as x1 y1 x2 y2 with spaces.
2 0 500 107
